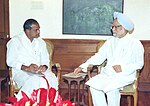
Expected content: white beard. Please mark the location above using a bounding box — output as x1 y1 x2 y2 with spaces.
113 33 117 37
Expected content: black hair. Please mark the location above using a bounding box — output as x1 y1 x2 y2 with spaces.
23 19 39 31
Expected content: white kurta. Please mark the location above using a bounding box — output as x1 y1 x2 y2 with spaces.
6 33 58 99
80 34 144 93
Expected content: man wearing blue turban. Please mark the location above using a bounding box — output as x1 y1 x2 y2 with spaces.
74 12 144 106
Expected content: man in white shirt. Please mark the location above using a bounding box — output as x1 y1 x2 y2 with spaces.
74 12 144 106
6 19 58 99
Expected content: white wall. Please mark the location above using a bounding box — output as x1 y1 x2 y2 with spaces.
124 0 150 40
10 0 150 40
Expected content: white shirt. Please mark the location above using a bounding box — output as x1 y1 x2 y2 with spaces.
6 33 49 77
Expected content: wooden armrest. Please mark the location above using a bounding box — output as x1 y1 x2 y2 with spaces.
87 64 100 79
52 63 61 75
54 63 61 70
52 63 61 84
87 64 94 72
87 59 107 79
133 69 141 89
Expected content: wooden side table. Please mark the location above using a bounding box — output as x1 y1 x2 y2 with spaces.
62 72 87 106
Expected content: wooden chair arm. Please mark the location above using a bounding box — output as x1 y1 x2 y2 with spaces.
134 69 140 89
52 63 61 74
54 63 61 70
52 63 61 84
87 64 93 79
87 64 100 79
87 59 107 80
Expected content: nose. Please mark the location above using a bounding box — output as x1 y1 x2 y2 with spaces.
111 27 115 33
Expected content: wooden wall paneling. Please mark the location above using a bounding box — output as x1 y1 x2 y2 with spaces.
0 0 9 70
0 0 5 32
0 0 9 35
44 39 100 73
0 39 9 70
139 40 150 91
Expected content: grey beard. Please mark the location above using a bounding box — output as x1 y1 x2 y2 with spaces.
113 33 117 37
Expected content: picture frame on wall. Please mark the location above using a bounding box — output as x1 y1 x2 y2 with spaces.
63 0 124 35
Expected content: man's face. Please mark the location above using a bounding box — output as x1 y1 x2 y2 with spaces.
111 19 127 38
27 23 40 41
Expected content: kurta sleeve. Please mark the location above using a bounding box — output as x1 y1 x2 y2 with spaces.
80 41 108 72
6 39 23 70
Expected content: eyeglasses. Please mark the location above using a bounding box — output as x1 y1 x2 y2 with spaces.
111 25 122 29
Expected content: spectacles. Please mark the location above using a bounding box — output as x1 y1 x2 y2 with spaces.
111 25 122 29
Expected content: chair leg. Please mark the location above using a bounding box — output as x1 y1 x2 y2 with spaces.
88 86 93 106
127 96 132 106
9 84 14 97
133 94 138 106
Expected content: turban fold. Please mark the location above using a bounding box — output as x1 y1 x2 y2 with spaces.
113 12 134 32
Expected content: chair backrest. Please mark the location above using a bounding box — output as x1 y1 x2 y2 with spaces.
44 40 61 84
96 40 106 52
44 40 54 69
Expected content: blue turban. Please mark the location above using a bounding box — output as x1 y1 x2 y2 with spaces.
114 12 134 32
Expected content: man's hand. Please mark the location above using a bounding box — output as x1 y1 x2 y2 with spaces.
112 65 122 73
28 64 38 73
21 64 38 73
21 64 47 73
74 67 82 74
38 65 48 72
